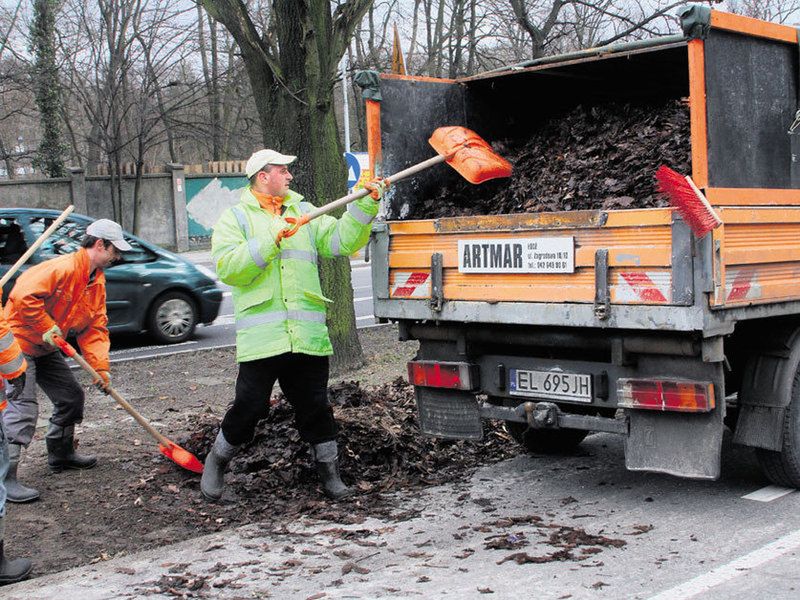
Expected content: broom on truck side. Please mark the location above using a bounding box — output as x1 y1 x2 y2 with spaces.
655 165 722 238
276 126 513 240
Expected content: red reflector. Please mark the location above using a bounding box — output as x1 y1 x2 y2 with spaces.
407 361 476 390
617 379 715 413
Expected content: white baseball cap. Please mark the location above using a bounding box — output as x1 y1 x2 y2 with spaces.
245 149 297 179
86 219 132 251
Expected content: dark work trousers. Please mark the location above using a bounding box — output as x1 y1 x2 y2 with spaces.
2 351 85 446
221 353 336 446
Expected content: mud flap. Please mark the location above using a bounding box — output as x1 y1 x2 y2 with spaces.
415 387 483 440
624 408 724 480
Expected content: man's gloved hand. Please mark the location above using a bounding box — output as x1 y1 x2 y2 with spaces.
93 370 111 394
269 216 291 245
42 324 63 348
6 372 25 402
363 178 390 201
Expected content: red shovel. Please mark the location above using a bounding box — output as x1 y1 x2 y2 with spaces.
277 125 512 240
53 335 204 474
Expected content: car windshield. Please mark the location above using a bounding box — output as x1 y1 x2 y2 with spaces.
30 217 155 264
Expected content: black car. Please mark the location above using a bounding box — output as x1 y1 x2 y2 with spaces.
0 208 222 343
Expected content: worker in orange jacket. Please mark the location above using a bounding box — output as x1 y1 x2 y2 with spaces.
0 316 33 584
2 219 131 502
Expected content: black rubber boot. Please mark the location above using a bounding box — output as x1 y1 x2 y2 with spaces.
312 441 352 500
46 424 97 473
200 430 238 501
4 444 39 503
0 518 32 586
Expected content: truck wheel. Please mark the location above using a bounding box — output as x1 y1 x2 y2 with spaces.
755 366 800 487
505 421 588 454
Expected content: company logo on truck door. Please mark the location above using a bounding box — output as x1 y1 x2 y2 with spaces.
458 237 574 274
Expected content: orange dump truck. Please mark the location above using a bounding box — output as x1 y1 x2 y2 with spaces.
366 8 800 486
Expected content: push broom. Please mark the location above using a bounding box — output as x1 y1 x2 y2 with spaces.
655 165 722 238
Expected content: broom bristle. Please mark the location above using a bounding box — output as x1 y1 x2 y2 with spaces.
655 165 720 238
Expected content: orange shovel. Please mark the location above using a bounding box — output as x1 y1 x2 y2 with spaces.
53 335 204 474
278 125 512 240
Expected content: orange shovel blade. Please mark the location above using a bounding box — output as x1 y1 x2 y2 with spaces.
159 442 204 474
429 126 512 184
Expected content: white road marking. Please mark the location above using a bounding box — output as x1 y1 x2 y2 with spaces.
647 528 800 600
110 340 197 355
223 291 232 297
108 343 237 364
742 485 796 502
354 296 373 302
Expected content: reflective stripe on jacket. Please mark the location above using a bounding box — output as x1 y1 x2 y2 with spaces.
4 247 110 371
212 187 378 363
0 315 26 411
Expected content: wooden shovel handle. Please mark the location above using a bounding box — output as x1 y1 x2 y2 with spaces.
0 205 75 289
301 154 447 222
53 336 171 447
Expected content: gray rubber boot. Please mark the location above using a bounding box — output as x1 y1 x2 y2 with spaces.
45 423 97 473
200 430 239 501
312 440 352 500
0 517 33 585
4 444 40 503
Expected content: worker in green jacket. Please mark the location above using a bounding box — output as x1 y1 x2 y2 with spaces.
201 148 387 501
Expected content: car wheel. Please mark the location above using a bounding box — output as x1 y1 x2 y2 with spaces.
148 291 198 344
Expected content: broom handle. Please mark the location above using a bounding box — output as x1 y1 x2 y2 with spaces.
55 337 171 447
0 205 74 288
684 176 722 225
302 154 447 222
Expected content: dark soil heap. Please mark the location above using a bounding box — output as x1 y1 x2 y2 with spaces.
172 377 516 524
406 99 691 220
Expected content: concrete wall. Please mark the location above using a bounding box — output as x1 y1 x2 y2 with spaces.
0 177 73 211
0 166 190 251
86 174 176 247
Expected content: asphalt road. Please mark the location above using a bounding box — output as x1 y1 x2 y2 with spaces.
11 431 800 599
107 250 376 363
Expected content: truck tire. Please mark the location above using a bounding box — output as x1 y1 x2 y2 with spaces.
505 421 589 454
755 365 800 487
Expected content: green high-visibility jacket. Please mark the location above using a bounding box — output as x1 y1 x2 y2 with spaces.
211 187 378 363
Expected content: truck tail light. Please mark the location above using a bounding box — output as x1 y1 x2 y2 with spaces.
617 379 715 413
407 361 477 391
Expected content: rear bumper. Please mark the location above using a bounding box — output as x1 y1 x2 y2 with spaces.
198 286 223 324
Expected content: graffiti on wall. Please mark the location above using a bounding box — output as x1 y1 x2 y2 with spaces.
185 176 247 240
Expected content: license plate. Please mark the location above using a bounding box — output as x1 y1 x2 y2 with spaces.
509 368 593 403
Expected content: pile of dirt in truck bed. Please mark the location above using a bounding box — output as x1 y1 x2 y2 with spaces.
155 377 517 525
406 99 691 219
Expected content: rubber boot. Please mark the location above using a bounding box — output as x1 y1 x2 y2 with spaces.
45 423 97 473
4 444 39 503
312 440 352 500
0 517 32 585
200 430 239 501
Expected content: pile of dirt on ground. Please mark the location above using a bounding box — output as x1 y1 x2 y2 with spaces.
405 99 691 219
172 377 516 525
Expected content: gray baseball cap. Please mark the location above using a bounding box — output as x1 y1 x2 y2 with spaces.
86 219 132 251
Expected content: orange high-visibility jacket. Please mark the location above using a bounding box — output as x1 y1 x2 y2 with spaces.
4 248 109 372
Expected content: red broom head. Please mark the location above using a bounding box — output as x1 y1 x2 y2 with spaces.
655 165 721 238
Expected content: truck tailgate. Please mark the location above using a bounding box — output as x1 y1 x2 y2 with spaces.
381 207 689 306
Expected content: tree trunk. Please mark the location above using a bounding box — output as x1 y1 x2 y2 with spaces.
271 0 362 372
